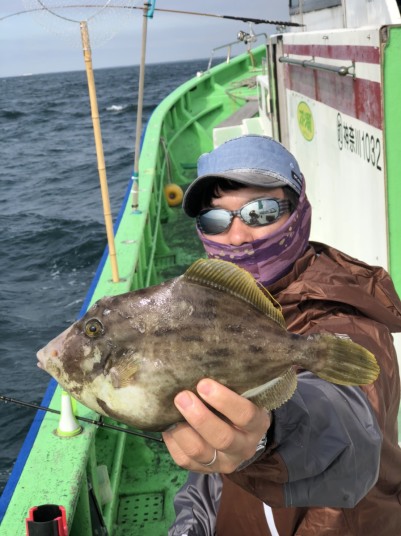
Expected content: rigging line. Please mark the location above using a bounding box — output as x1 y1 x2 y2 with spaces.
0 394 164 443
1 5 303 27
34 0 121 24
35 0 78 23
85 0 116 23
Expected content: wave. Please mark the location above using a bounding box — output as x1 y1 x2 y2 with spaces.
0 109 27 120
106 104 128 112
0 213 106 274
105 102 157 115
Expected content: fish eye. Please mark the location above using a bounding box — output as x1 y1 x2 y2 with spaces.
84 318 104 338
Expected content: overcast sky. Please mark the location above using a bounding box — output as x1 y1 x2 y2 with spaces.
0 1 290 77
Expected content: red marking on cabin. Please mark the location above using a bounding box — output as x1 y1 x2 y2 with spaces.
282 48 382 129
283 44 380 64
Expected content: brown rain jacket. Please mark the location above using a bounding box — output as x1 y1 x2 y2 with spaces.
169 243 401 536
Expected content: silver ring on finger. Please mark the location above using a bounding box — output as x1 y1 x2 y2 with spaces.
201 449 217 467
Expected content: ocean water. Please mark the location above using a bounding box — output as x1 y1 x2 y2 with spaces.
0 59 207 494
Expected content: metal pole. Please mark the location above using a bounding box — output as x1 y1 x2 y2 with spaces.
131 1 151 212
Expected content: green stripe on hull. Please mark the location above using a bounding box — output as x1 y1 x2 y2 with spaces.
382 25 401 446
383 26 401 295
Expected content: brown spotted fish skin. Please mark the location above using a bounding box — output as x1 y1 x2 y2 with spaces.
37 259 379 431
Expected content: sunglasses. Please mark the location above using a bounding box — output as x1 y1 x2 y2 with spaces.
197 198 292 235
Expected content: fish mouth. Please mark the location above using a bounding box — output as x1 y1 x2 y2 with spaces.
37 325 72 371
36 348 47 369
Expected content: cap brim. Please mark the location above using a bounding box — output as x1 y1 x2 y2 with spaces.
182 171 288 217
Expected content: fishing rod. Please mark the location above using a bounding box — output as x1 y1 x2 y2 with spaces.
142 7 304 27
0 394 164 443
0 5 303 27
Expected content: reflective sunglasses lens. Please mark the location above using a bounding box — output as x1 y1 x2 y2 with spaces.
241 199 279 226
197 209 232 235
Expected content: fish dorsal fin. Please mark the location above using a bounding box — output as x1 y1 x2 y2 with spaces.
184 258 286 329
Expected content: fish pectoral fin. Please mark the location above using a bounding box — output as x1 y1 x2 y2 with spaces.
241 368 297 410
109 354 140 388
184 258 286 328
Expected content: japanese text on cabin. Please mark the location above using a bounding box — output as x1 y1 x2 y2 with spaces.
337 113 382 171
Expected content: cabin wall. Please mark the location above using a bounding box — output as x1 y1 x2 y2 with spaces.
273 22 401 369
275 27 387 268
290 0 401 29
291 6 345 31
344 0 400 27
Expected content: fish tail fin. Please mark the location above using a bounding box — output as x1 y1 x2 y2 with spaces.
309 335 380 386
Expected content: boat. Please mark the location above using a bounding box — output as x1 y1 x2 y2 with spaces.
1 0 400 534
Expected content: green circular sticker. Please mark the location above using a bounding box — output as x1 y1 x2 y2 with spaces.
297 101 314 141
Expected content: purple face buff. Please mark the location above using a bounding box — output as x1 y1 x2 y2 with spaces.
197 183 312 287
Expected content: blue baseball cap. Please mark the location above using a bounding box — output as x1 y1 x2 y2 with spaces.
183 135 303 217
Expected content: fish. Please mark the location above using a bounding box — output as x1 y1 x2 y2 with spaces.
37 258 380 432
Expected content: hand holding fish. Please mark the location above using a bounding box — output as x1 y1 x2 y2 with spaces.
162 379 272 473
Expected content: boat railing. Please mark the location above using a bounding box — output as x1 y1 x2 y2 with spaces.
279 55 355 77
207 32 268 71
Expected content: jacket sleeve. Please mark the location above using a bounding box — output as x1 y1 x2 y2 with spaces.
168 472 222 536
229 371 382 509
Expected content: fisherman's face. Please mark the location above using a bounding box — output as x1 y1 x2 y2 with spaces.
204 186 291 245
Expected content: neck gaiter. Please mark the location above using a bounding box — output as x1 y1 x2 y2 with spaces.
198 184 312 287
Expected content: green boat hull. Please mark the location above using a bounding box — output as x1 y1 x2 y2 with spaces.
0 46 267 535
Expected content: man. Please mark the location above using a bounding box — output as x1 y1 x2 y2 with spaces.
164 135 401 535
